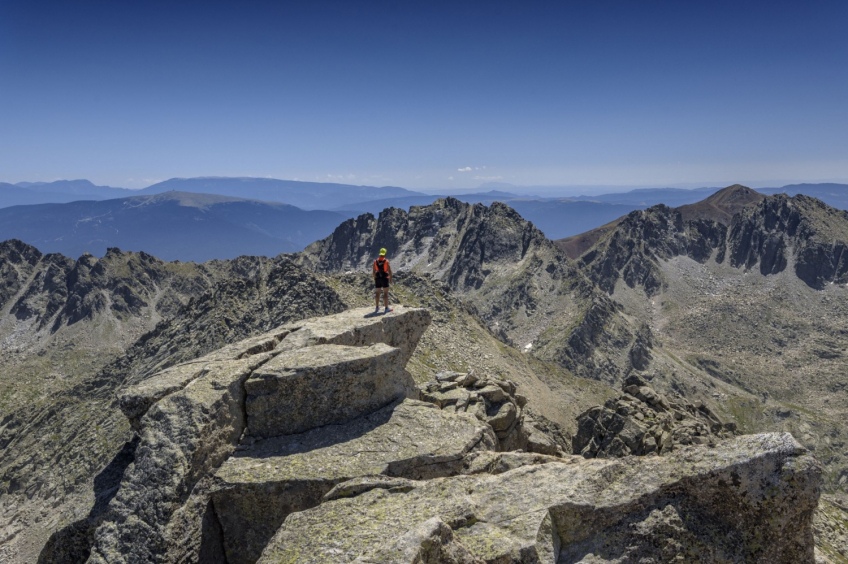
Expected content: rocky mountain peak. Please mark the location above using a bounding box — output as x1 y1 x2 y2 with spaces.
678 184 765 224
575 188 848 295
729 193 848 286
301 197 574 348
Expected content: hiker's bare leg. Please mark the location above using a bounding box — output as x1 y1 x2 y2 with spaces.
375 287 381 309
383 287 390 308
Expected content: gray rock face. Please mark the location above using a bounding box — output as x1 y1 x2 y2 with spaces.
212 399 494 564
259 433 820 563
74 306 821 564
574 374 737 458
580 190 848 296
728 194 848 288
419 370 566 456
86 306 432 564
245 343 411 437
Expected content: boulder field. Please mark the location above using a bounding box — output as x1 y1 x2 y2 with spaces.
79 307 819 563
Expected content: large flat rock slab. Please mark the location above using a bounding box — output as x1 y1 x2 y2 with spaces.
116 306 430 429
244 342 414 437
276 306 431 366
212 399 496 564
118 331 286 429
258 433 820 563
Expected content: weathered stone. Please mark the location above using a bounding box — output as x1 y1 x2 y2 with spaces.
575 378 736 458
212 399 495 564
436 371 463 382
258 434 820 563
274 306 432 366
324 475 417 502
352 517 484 564
486 401 517 432
118 339 278 429
89 357 259 563
244 342 414 437
476 384 508 403
461 451 575 476
86 306 433 564
525 425 561 456
419 370 563 457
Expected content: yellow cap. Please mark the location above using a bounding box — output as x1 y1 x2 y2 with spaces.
379 248 387 255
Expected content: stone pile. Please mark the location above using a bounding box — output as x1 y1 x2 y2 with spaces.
419 370 564 456
573 373 737 457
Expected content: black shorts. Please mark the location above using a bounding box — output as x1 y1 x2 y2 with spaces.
375 277 390 289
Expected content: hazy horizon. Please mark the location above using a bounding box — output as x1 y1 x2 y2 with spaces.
4 176 848 200
2 1 847 191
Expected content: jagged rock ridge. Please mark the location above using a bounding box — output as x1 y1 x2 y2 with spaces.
301 197 647 386
574 188 848 296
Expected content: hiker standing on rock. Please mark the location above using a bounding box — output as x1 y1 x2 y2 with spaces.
373 247 393 313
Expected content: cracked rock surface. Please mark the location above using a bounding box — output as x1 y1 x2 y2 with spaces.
212 398 494 564
69 306 821 564
86 306 433 563
260 433 820 563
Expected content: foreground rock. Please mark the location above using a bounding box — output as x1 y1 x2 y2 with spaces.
86 306 432 564
574 374 737 458
212 399 494 564
74 305 822 564
260 433 820 563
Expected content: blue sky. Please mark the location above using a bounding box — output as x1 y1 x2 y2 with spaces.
1 0 847 193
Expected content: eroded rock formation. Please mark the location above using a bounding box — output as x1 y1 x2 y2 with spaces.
73 307 820 563
87 307 433 563
574 374 738 458
419 369 565 455
261 434 820 563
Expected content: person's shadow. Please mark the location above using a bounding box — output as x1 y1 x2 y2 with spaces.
363 310 385 318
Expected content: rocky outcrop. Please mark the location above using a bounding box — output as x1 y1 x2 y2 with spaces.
728 194 848 288
573 374 737 458
213 399 493 564
259 433 820 563
87 307 433 563
419 370 565 455
20 306 824 564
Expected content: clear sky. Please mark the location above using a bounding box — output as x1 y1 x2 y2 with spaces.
1 0 847 193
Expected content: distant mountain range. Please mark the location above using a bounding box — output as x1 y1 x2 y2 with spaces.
0 179 133 207
1 178 846 259
0 191 348 262
0 177 425 211
136 177 426 210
